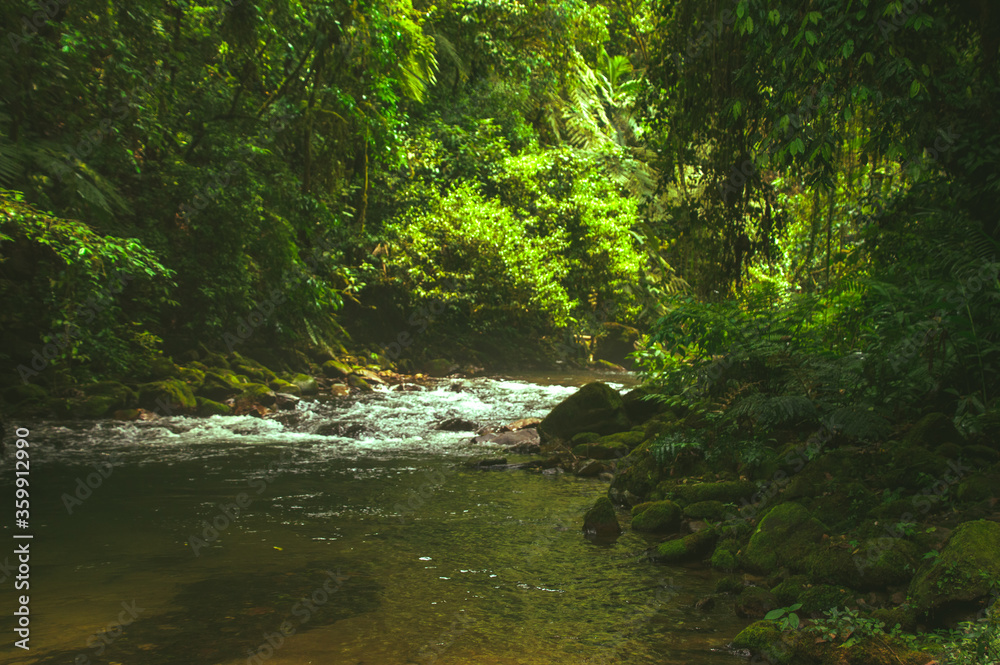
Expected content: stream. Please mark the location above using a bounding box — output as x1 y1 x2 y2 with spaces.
0 374 749 665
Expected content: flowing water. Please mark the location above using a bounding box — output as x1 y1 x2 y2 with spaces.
1 375 749 665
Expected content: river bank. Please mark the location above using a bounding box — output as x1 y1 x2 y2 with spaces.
542 381 1000 664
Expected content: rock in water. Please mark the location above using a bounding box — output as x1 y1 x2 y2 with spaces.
472 428 541 453
436 417 479 431
539 382 630 441
582 496 621 540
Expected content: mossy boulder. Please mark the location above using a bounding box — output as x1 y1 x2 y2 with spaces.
740 502 826 574
956 474 998 502
571 431 601 444
630 500 682 533
652 527 717 564
871 605 919 632
177 366 206 390
200 370 246 400
621 386 664 424
3 382 49 404
196 397 232 417
710 547 736 571
670 480 757 507
683 500 729 521
852 538 920 590
609 441 662 503
735 586 779 619
572 441 629 460
146 355 178 380
770 576 809 606
201 351 231 369
84 381 136 410
137 379 197 414
235 363 276 384
75 395 119 418
805 481 878 532
321 359 352 379
288 373 319 396
268 378 300 396
582 496 621 539
904 412 964 449
798 584 857 614
348 375 372 392
730 620 791 664
540 382 630 441
885 445 951 491
643 413 683 441
238 383 277 406
908 519 1000 623
596 430 646 450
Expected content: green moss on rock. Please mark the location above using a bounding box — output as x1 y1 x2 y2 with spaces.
238 383 277 406
630 500 682 533
322 359 352 378
908 519 1000 622
711 547 736 571
740 502 826 574
137 379 197 414
196 397 232 416
268 378 300 395
609 441 662 502
596 430 646 450
571 431 601 444
683 500 728 521
3 383 49 404
770 576 809 606
652 527 717 564
288 373 319 396
731 621 791 664
583 496 621 538
177 366 206 390
671 480 757 506
573 441 629 460
540 382 630 441
798 584 856 614
956 474 997 502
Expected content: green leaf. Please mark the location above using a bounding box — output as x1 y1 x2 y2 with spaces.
764 609 786 621
737 1 747 19
842 39 854 58
910 80 920 98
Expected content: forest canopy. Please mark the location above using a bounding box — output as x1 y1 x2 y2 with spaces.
0 0 997 433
